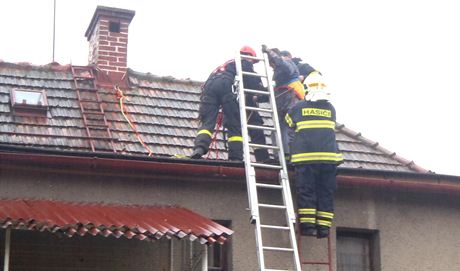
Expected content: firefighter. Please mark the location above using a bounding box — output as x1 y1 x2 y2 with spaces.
190 46 270 162
285 74 343 238
292 57 322 91
259 45 305 162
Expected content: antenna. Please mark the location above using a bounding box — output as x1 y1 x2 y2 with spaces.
52 0 56 62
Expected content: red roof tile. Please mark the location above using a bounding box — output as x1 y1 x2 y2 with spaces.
0 199 232 245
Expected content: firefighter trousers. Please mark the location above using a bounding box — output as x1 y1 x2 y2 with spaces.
194 76 242 160
295 163 337 229
193 76 269 161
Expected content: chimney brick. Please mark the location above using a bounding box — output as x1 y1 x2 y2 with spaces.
85 6 135 82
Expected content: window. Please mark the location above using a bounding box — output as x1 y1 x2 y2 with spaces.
336 228 380 271
10 89 48 116
208 220 231 271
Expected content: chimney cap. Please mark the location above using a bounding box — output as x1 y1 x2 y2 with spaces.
85 5 135 40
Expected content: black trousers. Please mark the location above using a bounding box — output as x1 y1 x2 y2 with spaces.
295 163 337 228
193 76 269 161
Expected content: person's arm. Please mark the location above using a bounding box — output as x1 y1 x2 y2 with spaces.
285 106 296 129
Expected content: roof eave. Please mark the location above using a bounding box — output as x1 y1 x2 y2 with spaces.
0 145 459 195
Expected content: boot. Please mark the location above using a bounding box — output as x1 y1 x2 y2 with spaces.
190 147 205 159
300 224 316 236
316 226 330 239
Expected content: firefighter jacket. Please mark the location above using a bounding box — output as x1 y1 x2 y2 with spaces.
204 59 264 91
285 100 343 164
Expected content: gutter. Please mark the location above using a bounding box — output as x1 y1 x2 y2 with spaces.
0 146 459 195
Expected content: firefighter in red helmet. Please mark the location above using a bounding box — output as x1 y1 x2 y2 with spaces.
190 46 269 162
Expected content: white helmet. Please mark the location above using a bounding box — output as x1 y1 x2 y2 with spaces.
304 71 331 101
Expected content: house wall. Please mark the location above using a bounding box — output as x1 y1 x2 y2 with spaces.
0 168 459 270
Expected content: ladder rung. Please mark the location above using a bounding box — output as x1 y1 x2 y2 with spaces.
242 71 267 78
260 224 290 230
243 88 270 96
247 124 275 131
76 86 97 91
249 143 279 150
245 106 273 113
240 54 265 62
255 183 283 189
263 246 294 252
83 111 105 115
251 163 282 170
86 125 109 129
258 203 286 209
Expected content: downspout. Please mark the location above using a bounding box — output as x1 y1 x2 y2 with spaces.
170 239 174 271
3 227 11 271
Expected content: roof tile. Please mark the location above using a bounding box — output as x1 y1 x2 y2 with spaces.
0 62 428 173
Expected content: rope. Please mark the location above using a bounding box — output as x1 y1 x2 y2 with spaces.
115 85 154 156
206 110 224 159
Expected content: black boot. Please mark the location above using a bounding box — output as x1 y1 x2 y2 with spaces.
300 224 316 236
316 226 330 239
190 147 205 159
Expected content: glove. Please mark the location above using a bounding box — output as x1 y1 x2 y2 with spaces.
261 44 269 53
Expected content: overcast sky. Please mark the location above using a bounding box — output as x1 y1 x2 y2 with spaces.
2 0 460 176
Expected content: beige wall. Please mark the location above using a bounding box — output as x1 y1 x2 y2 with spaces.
0 168 459 270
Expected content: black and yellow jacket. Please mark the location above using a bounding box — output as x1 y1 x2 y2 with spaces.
285 100 343 164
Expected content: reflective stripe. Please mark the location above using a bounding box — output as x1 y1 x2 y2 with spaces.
300 217 316 223
228 136 243 142
298 208 316 215
317 211 334 219
317 219 332 227
285 114 294 128
197 129 212 137
295 120 335 132
291 152 343 163
308 82 327 88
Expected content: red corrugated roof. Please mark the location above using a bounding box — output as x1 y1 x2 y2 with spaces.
0 199 232 244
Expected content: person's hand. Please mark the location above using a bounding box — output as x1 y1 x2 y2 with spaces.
261 44 269 53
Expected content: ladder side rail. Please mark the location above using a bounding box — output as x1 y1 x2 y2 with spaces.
261 52 297 222
235 53 259 222
261 52 302 271
74 81 96 152
235 52 266 271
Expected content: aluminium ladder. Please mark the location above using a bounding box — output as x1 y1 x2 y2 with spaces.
235 51 301 271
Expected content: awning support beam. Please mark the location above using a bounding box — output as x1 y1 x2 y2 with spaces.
3 227 11 271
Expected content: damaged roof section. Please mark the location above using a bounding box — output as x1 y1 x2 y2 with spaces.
0 61 429 173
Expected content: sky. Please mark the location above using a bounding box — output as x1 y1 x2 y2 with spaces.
1 0 460 176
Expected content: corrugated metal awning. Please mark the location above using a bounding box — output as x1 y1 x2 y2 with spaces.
0 199 233 245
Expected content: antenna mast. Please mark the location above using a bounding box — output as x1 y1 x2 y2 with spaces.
52 0 56 62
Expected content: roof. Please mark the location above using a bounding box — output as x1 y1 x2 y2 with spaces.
0 61 428 173
0 199 232 244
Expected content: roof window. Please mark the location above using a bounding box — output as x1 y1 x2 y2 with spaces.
11 89 48 116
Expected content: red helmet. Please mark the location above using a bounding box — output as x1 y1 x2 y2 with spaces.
240 46 257 57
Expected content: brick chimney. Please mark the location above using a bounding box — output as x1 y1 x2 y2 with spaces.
85 6 135 82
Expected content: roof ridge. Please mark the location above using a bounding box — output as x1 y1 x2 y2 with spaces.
336 122 431 174
0 60 72 72
128 68 203 86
